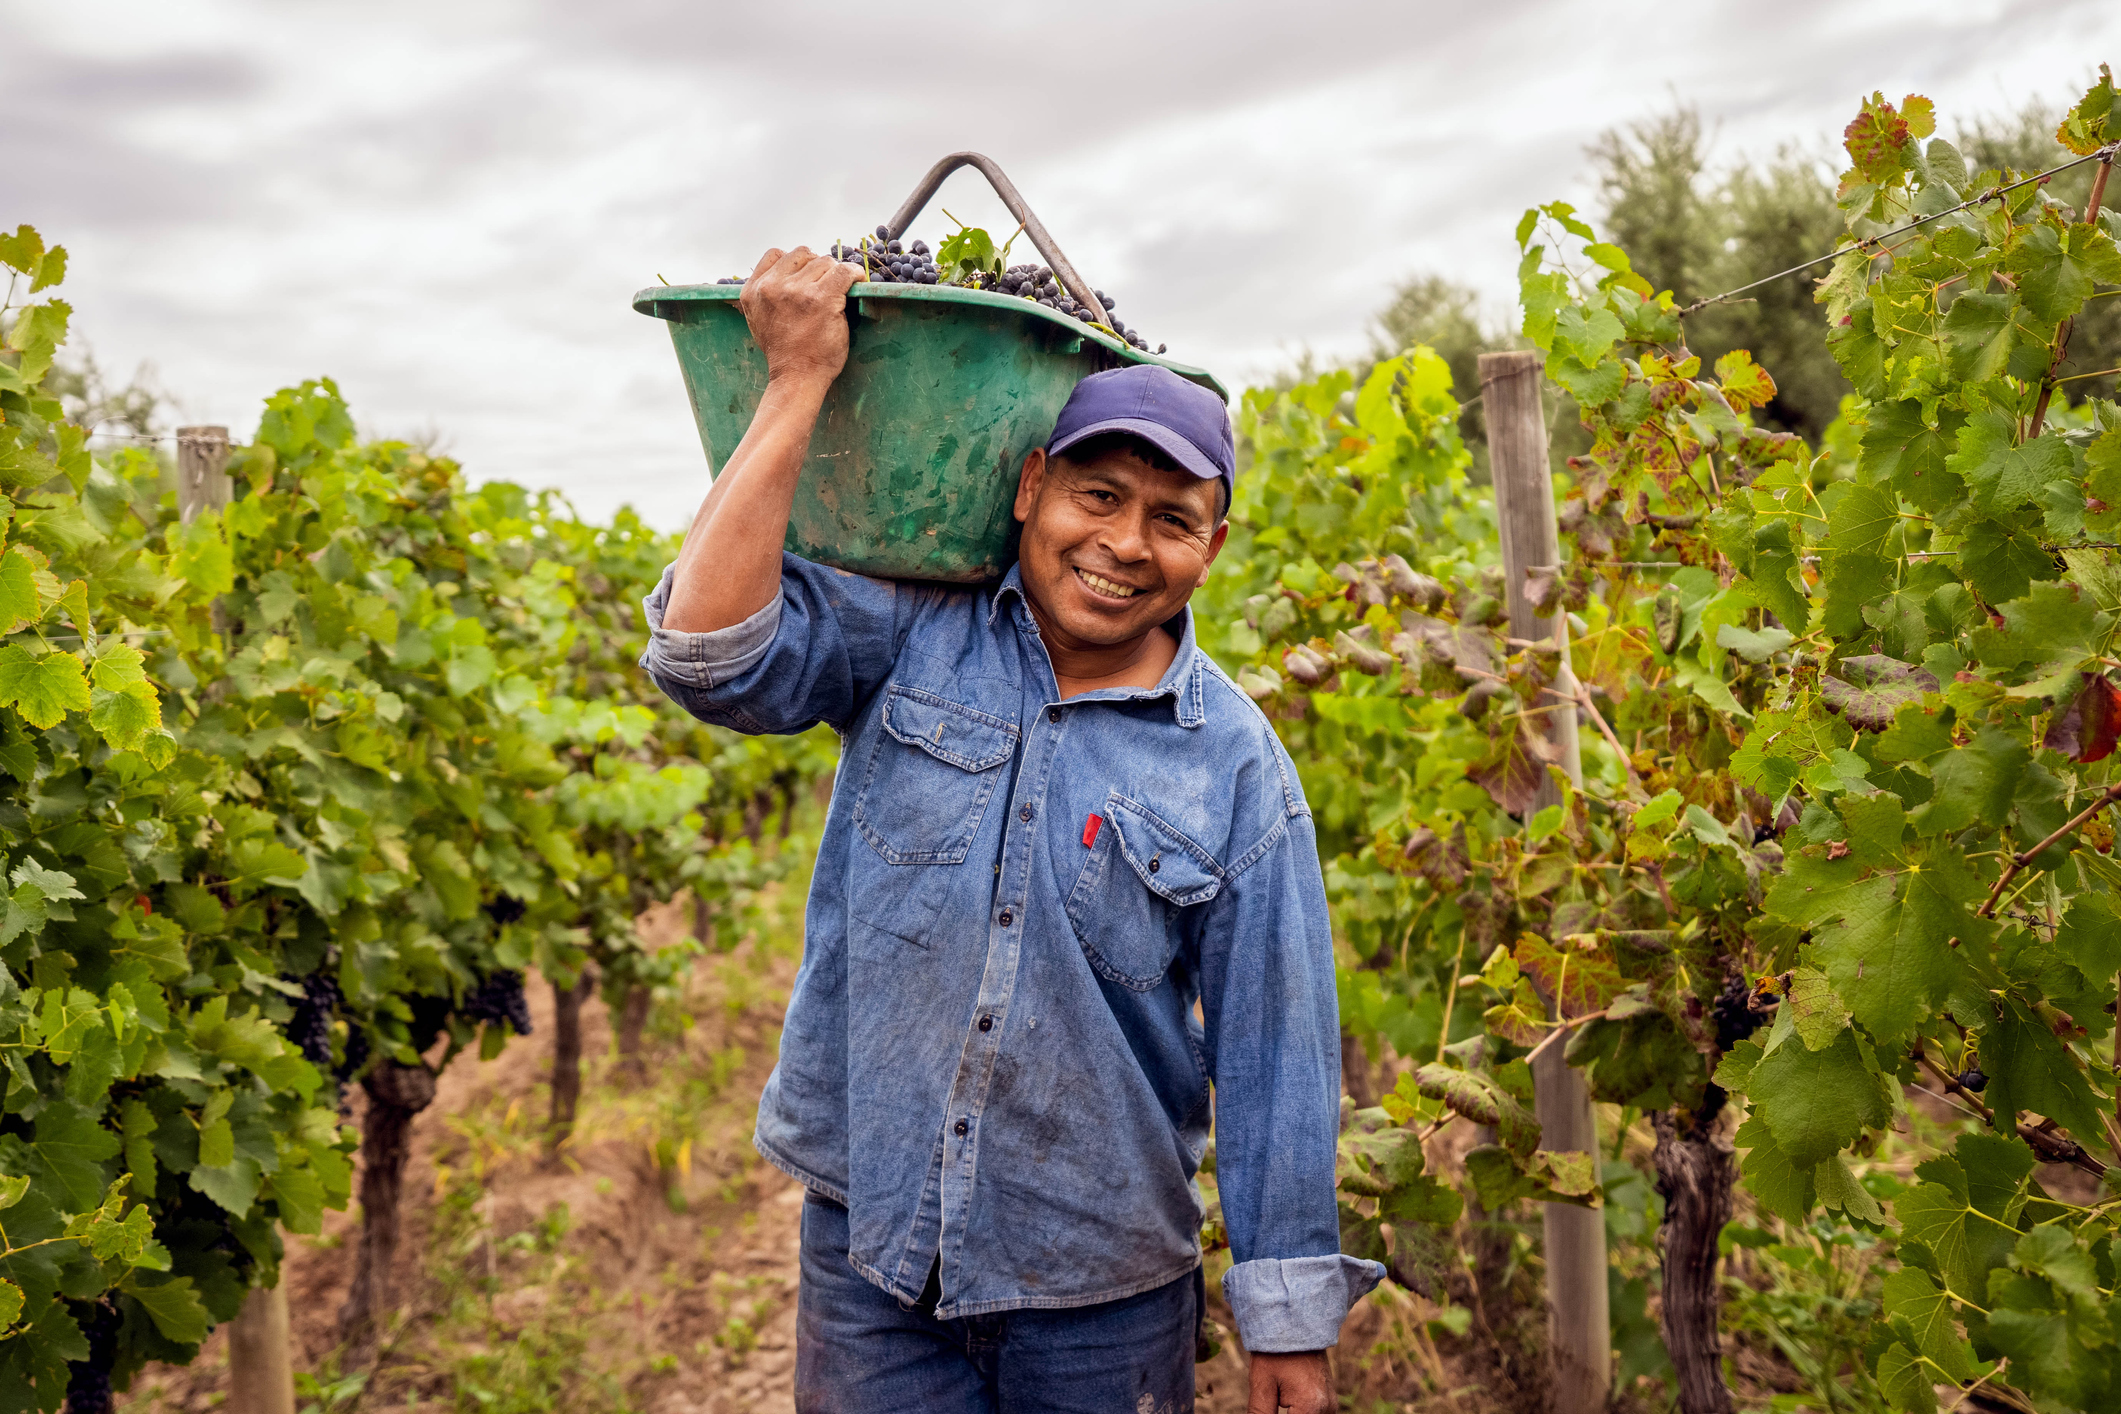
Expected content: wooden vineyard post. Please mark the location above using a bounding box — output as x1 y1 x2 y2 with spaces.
178 427 296 1414
176 426 232 525
1479 352 1611 1414
177 426 233 640
226 1284 295 1414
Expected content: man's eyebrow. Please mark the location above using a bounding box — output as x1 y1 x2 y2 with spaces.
1057 463 1215 521
1146 487 1218 523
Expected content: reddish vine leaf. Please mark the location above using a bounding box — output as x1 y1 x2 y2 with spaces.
1482 977 1549 1048
1714 350 1777 411
1819 655 1939 731
1843 94 1916 185
1397 822 1469 888
1470 720 1554 816
1412 1063 1542 1157
2057 63 2118 155
2043 673 2121 763
1513 933 1627 1019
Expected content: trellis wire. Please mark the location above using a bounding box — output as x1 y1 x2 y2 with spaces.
1677 141 2119 318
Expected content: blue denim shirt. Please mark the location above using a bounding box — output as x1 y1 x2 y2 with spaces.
640 554 1382 1351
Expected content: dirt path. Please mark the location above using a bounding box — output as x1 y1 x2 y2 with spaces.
112 897 1390 1414
119 897 821 1413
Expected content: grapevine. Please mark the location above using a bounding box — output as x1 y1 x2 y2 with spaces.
0 223 832 1404
1194 64 2121 1414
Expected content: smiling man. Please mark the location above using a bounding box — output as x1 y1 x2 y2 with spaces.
641 247 1378 1414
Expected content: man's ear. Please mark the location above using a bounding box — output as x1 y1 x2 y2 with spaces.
1195 520 1230 588
1013 448 1047 526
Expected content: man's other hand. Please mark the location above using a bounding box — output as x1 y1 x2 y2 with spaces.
737 247 861 389
1247 1350 1331 1413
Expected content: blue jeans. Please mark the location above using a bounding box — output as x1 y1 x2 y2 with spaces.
795 1195 1198 1413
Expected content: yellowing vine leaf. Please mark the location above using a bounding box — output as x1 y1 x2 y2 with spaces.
0 646 89 729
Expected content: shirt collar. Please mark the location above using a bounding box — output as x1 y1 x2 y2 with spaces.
988 564 1206 729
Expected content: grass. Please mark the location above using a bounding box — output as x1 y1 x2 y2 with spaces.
297 829 821 1414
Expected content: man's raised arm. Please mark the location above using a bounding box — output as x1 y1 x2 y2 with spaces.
662 247 861 634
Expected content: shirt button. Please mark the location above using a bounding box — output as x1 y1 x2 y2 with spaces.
978 1015 994 1032
1048 707 1062 723
998 909 1014 927
955 1119 969 1136
1148 857 1161 874
1019 805 1034 823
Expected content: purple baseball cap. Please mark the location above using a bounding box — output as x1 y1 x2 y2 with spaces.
1046 364 1235 504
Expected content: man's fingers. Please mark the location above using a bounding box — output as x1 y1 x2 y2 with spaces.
803 253 859 291
749 247 785 282
762 247 812 291
818 259 862 295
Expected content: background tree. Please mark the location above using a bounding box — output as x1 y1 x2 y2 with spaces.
1958 96 2121 403
1589 107 1849 441
1369 274 1512 475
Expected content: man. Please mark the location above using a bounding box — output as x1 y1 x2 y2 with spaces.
641 246 1379 1413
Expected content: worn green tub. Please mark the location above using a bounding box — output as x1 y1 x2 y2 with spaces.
633 282 1227 583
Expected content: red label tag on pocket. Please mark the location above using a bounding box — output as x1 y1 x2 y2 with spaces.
1082 814 1103 848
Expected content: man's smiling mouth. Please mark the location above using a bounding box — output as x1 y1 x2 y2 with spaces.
1073 567 1142 600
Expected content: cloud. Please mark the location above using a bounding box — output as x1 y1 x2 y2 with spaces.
0 35 264 226
7 0 2120 527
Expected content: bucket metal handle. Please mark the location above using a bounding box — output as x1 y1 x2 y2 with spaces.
884 152 1110 329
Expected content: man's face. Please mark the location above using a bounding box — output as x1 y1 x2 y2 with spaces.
1012 444 1228 650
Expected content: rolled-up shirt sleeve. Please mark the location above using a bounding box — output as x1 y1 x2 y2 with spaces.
1200 807 1384 1352
640 552 921 735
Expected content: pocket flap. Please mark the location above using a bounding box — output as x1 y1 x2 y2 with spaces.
881 686 1017 772
1106 796 1224 906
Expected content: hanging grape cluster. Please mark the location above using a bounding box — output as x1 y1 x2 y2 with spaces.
461 969 533 1037
287 971 344 1071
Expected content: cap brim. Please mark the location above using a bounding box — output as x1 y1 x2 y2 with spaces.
1046 417 1228 485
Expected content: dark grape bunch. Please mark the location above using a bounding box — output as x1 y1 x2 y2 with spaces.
715 224 1167 355
463 967 534 1035
979 262 1165 354
335 1014 369 1107
482 892 527 924
287 970 343 1070
1711 972 1773 1053
828 231 943 284
64 1298 121 1414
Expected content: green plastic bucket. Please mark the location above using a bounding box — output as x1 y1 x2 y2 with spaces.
633 281 1227 583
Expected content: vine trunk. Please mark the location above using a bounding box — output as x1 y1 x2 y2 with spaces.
617 984 651 1077
1652 1109 1737 1414
340 1061 439 1357
548 971 596 1147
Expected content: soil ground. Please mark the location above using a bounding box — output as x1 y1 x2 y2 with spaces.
110 879 1941 1414
108 896 1351 1414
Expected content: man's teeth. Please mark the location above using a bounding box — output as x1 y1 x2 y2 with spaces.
1074 568 1139 599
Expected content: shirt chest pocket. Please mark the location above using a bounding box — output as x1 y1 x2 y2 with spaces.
855 685 1018 866
1065 795 1224 991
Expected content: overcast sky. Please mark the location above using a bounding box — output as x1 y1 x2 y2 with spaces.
5 1 2116 528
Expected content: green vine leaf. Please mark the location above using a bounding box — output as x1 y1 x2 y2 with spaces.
0 648 89 730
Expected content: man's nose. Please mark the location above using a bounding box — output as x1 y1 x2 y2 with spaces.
1098 510 1153 563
